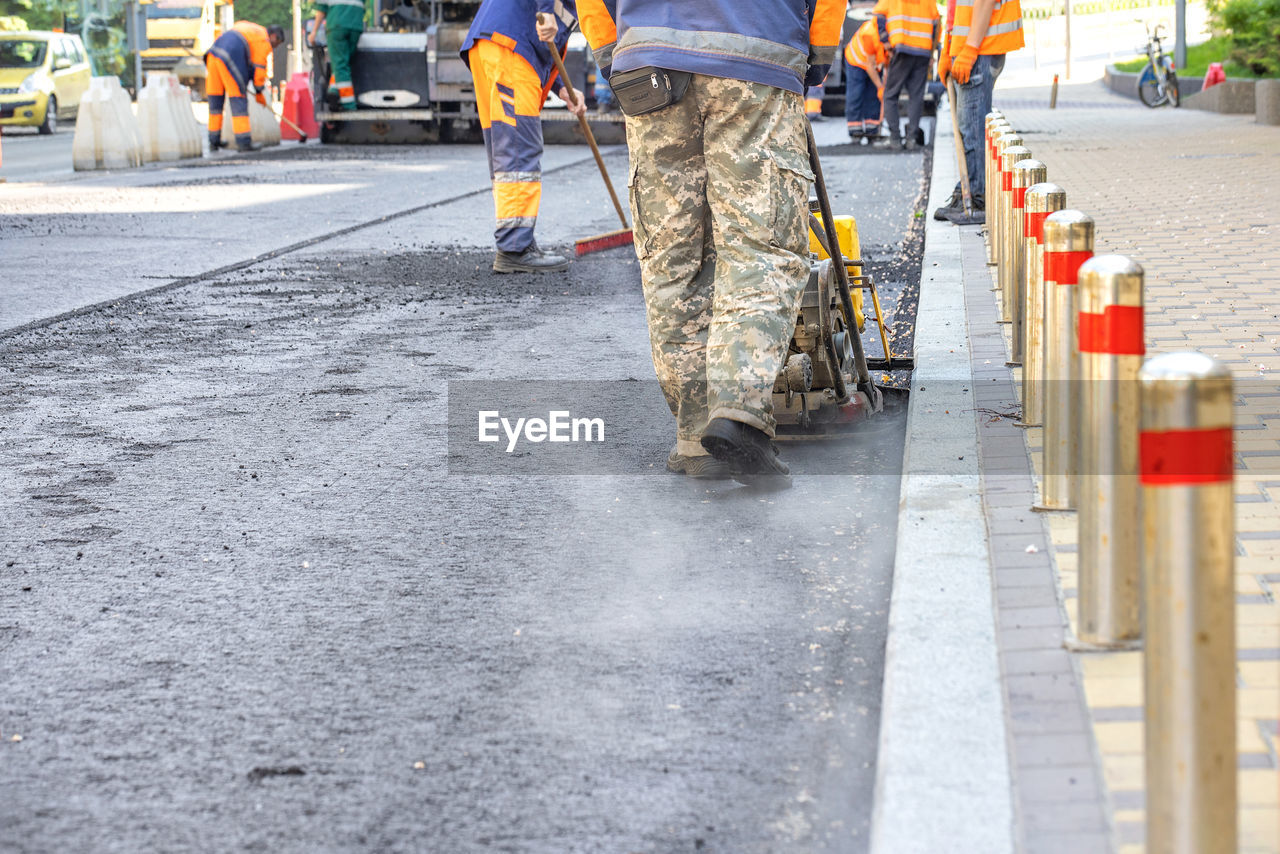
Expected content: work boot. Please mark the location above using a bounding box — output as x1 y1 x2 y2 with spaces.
946 200 986 225
493 244 570 274
700 417 792 488
904 137 918 151
207 135 222 153
933 188 963 221
666 447 732 480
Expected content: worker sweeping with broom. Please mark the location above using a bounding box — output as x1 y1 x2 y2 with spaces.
461 0 586 274
580 0 846 486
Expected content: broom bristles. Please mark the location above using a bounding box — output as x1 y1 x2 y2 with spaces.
574 228 634 256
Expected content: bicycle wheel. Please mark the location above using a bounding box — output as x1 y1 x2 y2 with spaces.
1138 64 1167 107
1167 71 1180 107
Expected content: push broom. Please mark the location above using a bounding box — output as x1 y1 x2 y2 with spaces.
539 15 633 255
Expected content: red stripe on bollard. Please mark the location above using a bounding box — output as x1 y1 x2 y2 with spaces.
1025 211 1050 244
1078 305 1145 354
1013 186 1027 209
1140 427 1234 485
1002 171 1013 192
1045 250 1092 285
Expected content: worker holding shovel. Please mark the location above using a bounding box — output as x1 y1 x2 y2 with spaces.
461 0 586 274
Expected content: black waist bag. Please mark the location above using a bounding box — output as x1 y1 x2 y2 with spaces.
609 66 692 116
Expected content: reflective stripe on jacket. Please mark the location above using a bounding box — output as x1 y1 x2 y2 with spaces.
461 0 577 88
843 19 887 72
578 0 846 96
949 0 1024 55
885 0 939 55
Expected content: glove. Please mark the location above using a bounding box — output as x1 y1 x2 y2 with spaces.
804 63 830 88
938 37 952 84
951 44 979 85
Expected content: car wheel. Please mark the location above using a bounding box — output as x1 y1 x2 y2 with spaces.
39 96 57 134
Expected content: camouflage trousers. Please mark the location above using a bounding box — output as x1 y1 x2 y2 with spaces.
625 75 813 453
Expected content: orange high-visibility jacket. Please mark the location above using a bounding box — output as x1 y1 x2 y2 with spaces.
844 19 887 72
885 0 939 56
232 20 274 89
949 0 1024 55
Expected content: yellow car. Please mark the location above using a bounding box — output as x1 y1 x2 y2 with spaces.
0 31 92 134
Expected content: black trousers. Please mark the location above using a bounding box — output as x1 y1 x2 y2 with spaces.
882 52 931 142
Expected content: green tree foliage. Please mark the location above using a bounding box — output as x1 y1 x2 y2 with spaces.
1211 0 1280 77
0 0 77 31
235 0 293 30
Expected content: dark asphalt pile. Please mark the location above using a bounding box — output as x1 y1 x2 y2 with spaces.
0 139 928 853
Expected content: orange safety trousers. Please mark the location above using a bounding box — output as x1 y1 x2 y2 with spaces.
205 55 251 144
468 38 547 253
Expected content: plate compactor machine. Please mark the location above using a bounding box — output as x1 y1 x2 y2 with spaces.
775 125 911 435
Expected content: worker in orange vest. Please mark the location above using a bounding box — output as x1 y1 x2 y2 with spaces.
935 0 1024 222
205 21 284 152
881 0 939 150
843 18 887 143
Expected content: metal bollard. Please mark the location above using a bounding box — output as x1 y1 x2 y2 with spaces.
984 114 1006 265
998 144 1031 326
1008 159 1046 366
1036 210 1093 511
1076 256 1145 647
1020 182 1066 428
991 129 1020 281
1139 352 1237 854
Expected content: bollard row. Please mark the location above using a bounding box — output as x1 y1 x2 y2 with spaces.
977 110 1238 852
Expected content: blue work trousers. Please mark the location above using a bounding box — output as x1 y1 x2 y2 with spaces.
952 53 1004 206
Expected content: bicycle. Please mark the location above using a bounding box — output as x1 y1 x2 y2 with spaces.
1137 21 1180 108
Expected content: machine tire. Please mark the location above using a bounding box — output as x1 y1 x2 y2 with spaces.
39 96 57 135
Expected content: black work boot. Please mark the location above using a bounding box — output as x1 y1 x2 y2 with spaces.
933 188 963 220
700 417 792 488
493 243 570 274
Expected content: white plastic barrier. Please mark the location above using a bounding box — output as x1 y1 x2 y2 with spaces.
72 76 143 171
137 75 182 162
172 80 203 157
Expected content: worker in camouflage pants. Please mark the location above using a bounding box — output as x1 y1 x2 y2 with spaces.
625 75 813 485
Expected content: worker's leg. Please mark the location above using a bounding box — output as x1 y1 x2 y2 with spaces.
903 54 929 143
205 56 227 149
845 63 867 137
329 26 360 111
862 76 883 138
469 40 545 254
624 82 716 454
805 84 824 119
954 53 1005 206
882 52 909 144
702 75 812 437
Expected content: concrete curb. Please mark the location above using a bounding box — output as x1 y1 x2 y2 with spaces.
869 107 1015 853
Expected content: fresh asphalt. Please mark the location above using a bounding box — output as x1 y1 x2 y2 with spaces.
0 117 930 853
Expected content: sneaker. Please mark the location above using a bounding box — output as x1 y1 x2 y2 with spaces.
904 137 918 151
666 447 732 479
493 244 570 274
700 417 792 487
933 189 963 221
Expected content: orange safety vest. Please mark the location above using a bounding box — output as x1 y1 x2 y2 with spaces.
232 20 274 88
949 0 1024 55
843 19 887 71
885 0 939 53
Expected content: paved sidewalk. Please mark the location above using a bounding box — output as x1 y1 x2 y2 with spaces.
931 79 1279 851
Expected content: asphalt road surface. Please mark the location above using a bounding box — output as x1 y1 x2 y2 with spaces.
0 118 930 853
